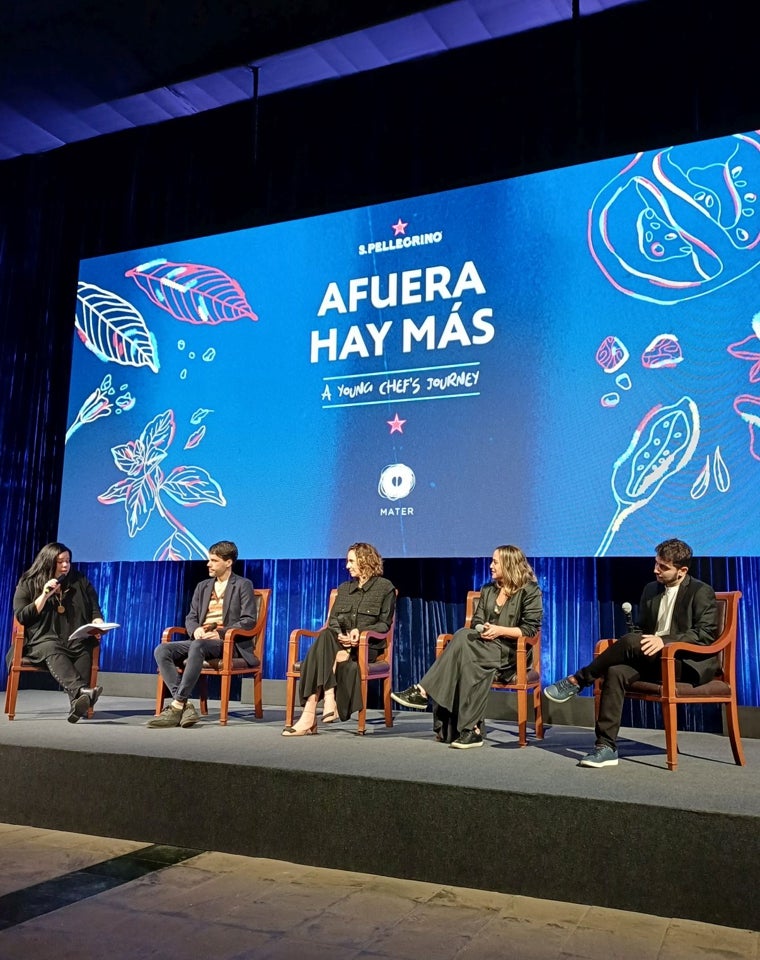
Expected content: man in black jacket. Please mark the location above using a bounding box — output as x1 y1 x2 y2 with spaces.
544 538 718 767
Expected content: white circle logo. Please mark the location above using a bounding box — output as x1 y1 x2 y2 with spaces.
378 463 416 501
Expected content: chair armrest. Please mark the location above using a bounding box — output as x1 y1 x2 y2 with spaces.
160 626 187 644
357 628 391 674
594 638 615 656
660 636 730 661
513 633 539 677
436 633 453 658
287 628 322 670
658 636 730 696
213 625 257 668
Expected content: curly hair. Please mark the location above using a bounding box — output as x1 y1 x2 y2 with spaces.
655 538 692 568
348 542 384 579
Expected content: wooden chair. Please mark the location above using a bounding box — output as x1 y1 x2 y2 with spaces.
4 618 101 720
155 588 271 725
285 588 396 735
593 590 745 771
435 590 543 747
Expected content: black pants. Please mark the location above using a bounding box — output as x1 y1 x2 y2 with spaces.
575 632 690 750
43 645 93 702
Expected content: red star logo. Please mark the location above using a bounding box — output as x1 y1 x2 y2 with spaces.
387 413 407 434
391 218 408 236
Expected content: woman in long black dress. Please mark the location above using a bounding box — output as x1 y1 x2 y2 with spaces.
283 542 396 736
12 541 106 722
391 544 542 748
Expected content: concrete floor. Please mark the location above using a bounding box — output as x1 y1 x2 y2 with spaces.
0 822 756 960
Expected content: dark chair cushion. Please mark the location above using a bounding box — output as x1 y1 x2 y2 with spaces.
198 658 251 671
627 679 732 698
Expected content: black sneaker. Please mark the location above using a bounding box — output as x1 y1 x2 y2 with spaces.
579 745 618 767
390 685 428 709
450 729 483 749
544 677 581 703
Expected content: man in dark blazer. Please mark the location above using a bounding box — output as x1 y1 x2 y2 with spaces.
148 540 258 728
545 538 718 767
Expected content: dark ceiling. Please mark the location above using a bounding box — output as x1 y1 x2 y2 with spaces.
0 0 641 161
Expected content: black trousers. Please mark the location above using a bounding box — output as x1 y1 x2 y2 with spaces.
575 632 690 750
43 645 92 701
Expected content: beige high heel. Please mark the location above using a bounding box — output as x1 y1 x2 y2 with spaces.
282 719 317 737
282 699 317 737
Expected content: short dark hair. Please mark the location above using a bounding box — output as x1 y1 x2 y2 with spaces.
656 539 692 568
208 540 238 563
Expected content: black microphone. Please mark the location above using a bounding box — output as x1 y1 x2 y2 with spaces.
622 602 638 633
44 574 66 594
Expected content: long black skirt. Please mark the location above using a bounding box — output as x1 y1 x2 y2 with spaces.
297 627 377 721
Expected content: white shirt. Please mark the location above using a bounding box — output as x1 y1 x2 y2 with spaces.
655 582 681 636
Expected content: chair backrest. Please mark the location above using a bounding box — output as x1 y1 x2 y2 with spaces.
713 591 741 684
464 591 480 628
326 588 338 623
251 588 271 662
8 618 26 667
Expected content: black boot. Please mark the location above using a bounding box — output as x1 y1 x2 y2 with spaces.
67 691 90 723
80 686 103 709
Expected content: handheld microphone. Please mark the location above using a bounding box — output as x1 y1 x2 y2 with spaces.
622 602 637 633
475 624 485 634
44 575 66 594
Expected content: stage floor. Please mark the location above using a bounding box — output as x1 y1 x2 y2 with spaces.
2 689 758 818
3 690 759 931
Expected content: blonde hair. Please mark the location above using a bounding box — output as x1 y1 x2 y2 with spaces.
493 544 536 594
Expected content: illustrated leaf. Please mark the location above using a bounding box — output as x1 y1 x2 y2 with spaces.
141 409 175 466
154 531 196 561
97 478 132 504
184 425 206 449
162 465 226 507
124 474 158 536
690 455 711 500
76 281 160 372
190 407 213 425
126 259 258 325
713 445 731 492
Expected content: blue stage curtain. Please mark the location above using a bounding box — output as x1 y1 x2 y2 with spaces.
0 552 740 741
